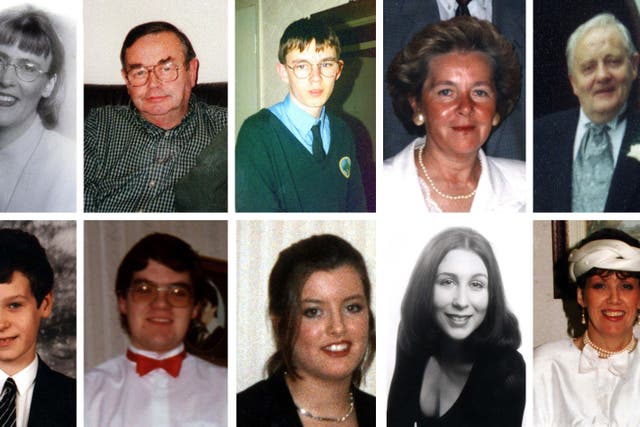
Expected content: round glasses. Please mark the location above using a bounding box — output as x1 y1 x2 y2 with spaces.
125 62 181 87
0 60 46 82
129 281 193 307
286 60 341 79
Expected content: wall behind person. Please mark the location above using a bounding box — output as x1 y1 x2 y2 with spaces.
3 1 77 140
237 220 376 394
84 0 228 84
84 220 228 370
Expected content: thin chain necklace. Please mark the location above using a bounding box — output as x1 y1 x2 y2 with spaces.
583 330 637 358
295 392 354 423
417 144 479 200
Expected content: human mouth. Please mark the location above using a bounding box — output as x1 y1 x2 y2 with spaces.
0 336 17 347
309 89 324 97
0 94 18 107
147 317 172 324
145 95 169 103
445 313 472 325
451 126 475 132
321 341 351 357
602 310 625 321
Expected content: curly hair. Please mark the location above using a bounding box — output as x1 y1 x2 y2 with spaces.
387 16 521 135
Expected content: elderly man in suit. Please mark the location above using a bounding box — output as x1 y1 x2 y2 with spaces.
535 13 640 212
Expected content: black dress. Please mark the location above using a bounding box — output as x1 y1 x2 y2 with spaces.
388 346 525 427
237 370 375 427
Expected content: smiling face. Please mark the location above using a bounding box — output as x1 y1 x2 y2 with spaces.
0 43 55 136
569 26 639 124
290 265 369 383
122 31 198 130
578 271 640 349
433 248 489 340
411 51 499 159
118 259 198 353
276 40 342 118
0 271 52 375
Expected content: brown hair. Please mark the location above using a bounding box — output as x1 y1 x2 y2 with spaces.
278 18 341 64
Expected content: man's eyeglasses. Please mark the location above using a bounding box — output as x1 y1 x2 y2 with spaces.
125 62 181 87
129 281 193 307
0 59 46 82
286 60 341 79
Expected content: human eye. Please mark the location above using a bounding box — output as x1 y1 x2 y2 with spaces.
469 280 487 290
132 282 153 295
590 282 605 290
302 306 322 318
346 303 363 313
295 62 310 72
7 302 23 310
621 282 637 290
436 88 453 96
437 277 456 287
170 285 191 299
321 61 336 69
19 61 39 73
129 67 147 78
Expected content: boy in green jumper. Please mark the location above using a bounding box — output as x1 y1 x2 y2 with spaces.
235 18 366 212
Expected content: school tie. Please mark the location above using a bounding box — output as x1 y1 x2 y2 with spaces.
0 378 16 427
311 123 325 161
126 349 186 377
456 0 472 16
572 122 614 212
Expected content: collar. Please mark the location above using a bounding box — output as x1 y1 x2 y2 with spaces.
579 342 633 377
126 344 187 377
0 355 38 397
282 94 326 134
127 343 185 360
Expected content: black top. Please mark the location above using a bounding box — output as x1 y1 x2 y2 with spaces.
28 357 76 427
388 347 525 427
237 371 375 427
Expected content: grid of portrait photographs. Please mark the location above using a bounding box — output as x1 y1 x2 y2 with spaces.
4 0 640 426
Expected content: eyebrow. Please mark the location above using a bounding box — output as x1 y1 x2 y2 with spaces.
291 56 338 64
301 294 366 304
436 272 488 280
131 278 192 289
126 56 175 69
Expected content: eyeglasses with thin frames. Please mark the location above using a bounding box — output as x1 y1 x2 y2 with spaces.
0 59 47 82
128 281 193 307
125 61 182 87
286 60 342 79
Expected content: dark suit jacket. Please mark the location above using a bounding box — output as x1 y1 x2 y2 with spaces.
534 109 640 212
237 371 375 427
383 0 525 160
27 357 76 427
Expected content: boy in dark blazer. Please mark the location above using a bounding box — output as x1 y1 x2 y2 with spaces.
0 229 75 427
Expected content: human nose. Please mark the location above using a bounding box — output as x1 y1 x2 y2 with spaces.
607 285 621 304
328 310 346 335
595 62 611 81
457 92 472 115
0 64 16 86
452 285 469 309
150 288 171 307
309 63 322 81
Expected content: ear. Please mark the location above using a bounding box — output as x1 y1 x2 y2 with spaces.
631 52 639 80
41 74 57 98
187 58 199 88
38 292 53 319
492 112 501 127
334 59 344 81
409 96 419 114
118 295 128 315
190 302 201 320
577 287 585 307
569 73 579 97
276 63 290 85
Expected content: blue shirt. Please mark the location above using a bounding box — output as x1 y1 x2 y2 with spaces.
268 94 331 155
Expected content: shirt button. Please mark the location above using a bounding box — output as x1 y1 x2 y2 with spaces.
148 180 156 188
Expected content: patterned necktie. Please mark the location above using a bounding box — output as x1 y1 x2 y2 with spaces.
126 349 186 377
0 378 16 427
456 0 472 16
572 122 614 212
311 123 325 161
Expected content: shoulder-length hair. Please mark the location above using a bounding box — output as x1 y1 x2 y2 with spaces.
387 16 521 135
398 227 520 355
266 234 375 386
0 7 64 129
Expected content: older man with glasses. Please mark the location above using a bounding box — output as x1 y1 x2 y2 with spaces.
85 233 227 427
84 21 227 212
0 6 75 212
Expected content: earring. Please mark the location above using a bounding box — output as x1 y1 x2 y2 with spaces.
637 310 640 325
581 307 586 325
412 112 425 126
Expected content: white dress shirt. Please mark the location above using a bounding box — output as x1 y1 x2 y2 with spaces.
85 344 227 427
534 339 640 426
0 356 38 427
572 108 626 167
0 117 75 212
382 137 526 213
436 0 492 21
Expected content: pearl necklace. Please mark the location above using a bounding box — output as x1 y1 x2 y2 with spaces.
417 144 479 200
295 392 354 423
583 330 637 358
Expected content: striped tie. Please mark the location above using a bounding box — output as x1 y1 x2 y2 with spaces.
0 378 16 427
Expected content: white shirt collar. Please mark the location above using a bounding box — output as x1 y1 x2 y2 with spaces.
436 0 492 21
127 343 185 361
0 355 38 396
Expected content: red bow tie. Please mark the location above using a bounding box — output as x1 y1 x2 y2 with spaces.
126 349 186 378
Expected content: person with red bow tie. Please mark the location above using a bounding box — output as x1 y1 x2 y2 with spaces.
85 233 227 426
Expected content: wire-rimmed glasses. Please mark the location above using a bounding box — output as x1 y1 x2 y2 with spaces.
125 62 181 87
0 59 46 82
286 60 342 79
129 280 193 307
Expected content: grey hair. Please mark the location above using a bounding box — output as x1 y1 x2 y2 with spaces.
566 13 637 75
